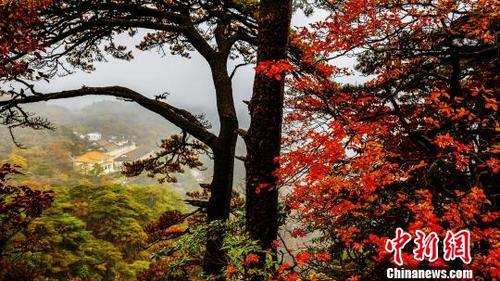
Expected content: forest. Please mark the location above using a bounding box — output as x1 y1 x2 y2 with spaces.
0 102 196 279
0 0 498 280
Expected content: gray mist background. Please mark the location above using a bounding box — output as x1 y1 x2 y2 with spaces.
32 10 362 131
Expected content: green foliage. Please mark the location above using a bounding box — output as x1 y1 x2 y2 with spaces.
221 214 278 281
0 104 208 280
141 207 280 281
3 183 184 281
7 144 82 187
27 210 132 280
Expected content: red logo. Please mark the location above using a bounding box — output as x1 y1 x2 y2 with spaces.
385 228 412 266
386 228 471 266
413 230 439 262
443 230 471 264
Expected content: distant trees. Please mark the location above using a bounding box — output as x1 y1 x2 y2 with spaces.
7 141 81 186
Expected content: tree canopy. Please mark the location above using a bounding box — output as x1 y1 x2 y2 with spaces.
279 0 499 279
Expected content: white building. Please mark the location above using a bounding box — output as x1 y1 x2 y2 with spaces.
86 132 102 141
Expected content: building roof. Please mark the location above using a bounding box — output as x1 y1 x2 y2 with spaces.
115 146 155 162
74 151 112 164
92 140 118 151
92 139 134 153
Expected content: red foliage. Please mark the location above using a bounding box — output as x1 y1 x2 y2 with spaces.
244 253 260 265
0 1 51 80
256 59 296 81
280 0 498 279
0 163 53 280
0 163 54 252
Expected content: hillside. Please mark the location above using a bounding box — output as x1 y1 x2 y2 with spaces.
0 100 246 189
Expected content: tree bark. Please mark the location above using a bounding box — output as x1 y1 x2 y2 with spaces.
203 57 238 276
245 0 293 251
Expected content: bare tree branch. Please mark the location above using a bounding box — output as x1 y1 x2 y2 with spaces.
0 86 217 148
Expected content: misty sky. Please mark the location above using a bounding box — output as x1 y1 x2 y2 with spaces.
33 9 360 129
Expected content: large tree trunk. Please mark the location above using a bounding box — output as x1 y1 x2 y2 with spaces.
245 0 293 250
203 57 238 276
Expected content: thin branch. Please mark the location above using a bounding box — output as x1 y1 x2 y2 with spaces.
230 62 250 79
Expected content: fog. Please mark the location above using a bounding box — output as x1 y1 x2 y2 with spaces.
34 9 362 131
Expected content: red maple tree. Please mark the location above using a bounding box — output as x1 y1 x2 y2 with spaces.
279 0 498 279
0 0 51 79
